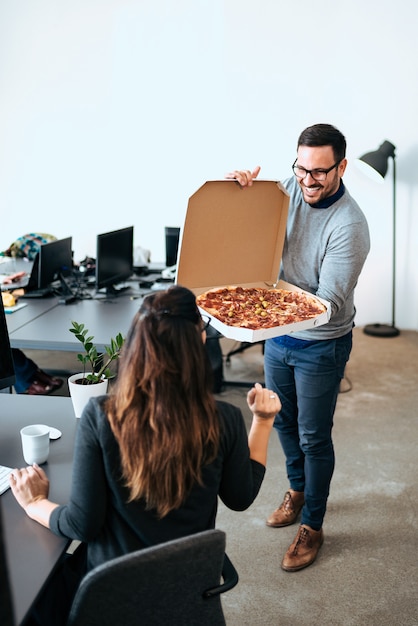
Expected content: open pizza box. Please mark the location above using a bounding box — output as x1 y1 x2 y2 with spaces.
176 179 331 342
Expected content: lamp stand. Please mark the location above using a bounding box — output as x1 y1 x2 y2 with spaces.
363 323 400 337
363 153 400 338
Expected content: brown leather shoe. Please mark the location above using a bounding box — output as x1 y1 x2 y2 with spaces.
266 490 305 527
35 369 63 390
281 524 324 572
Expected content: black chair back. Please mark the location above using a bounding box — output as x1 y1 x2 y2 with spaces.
67 529 238 626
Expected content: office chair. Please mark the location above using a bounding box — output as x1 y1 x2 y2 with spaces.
223 340 265 388
67 529 238 626
225 340 265 363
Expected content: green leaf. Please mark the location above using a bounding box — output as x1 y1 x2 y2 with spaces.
69 320 125 383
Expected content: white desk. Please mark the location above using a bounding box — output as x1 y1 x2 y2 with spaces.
0 395 77 625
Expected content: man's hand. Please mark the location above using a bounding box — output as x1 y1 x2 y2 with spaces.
225 166 261 187
247 382 281 420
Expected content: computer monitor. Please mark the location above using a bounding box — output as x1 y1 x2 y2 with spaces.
165 226 180 268
0 297 16 391
37 237 73 292
95 226 134 295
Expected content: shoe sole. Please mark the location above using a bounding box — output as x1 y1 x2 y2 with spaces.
266 518 298 528
26 387 54 396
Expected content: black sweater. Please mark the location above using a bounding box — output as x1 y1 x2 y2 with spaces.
49 396 265 571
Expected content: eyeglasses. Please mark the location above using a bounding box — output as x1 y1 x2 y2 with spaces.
292 158 341 182
201 315 211 332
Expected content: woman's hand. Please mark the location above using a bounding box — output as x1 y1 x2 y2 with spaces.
9 463 57 528
225 166 261 187
10 463 50 511
247 382 281 420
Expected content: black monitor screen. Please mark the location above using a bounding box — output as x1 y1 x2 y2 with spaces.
96 226 134 292
0 297 15 390
165 226 180 267
37 237 73 290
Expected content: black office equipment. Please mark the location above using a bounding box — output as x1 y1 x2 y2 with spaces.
165 226 180 268
95 226 134 295
38 237 73 291
21 237 73 298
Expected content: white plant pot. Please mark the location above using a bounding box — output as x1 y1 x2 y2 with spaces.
68 373 109 418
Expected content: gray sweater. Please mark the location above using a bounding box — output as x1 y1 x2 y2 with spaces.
280 177 370 340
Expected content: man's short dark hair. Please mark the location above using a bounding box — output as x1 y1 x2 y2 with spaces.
297 124 346 162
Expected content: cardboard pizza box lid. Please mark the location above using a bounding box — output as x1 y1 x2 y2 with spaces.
176 179 330 342
177 180 289 290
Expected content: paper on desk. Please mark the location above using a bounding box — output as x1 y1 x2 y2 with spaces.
4 302 28 314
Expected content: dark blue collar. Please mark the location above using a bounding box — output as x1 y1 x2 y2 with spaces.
309 181 345 209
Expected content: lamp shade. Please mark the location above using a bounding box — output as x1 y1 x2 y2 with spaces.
355 140 396 183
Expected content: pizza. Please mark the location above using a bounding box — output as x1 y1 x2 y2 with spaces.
196 286 327 330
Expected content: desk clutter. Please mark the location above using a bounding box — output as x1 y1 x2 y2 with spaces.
1 291 28 314
1 226 179 304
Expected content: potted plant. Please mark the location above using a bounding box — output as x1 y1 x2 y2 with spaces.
68 321 125 417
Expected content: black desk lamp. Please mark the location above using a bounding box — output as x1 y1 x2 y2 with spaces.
356 140 400 337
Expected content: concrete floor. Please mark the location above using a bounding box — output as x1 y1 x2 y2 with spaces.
216 329 418 626
24 327 418 625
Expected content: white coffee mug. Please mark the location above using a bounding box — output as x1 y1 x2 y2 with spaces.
20 424 50 465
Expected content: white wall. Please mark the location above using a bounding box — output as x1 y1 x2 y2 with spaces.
1 0 417 329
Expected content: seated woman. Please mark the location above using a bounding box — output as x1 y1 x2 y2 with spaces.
10 285 281 625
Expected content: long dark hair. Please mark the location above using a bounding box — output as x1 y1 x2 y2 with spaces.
106 285 219 518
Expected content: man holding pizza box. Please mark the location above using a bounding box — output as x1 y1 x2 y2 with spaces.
227 123 370 571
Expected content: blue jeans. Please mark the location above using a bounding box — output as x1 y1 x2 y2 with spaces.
12 348 38 393
264 332 352 530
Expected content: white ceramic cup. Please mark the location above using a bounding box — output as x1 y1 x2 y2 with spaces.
20 424 50 465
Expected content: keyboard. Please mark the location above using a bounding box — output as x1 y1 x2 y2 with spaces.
0 464 13 495
20 287 54 299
